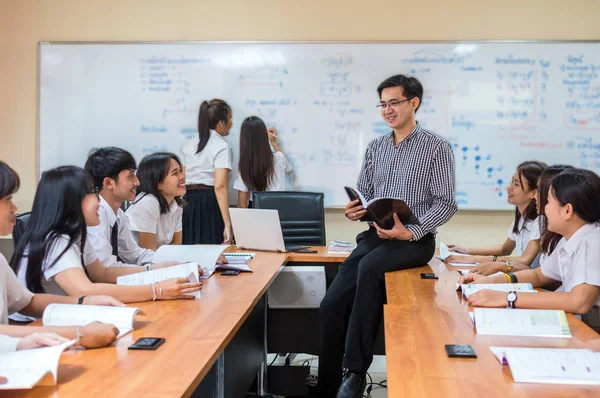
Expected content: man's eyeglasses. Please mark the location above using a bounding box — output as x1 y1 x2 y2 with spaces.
376 98 414 109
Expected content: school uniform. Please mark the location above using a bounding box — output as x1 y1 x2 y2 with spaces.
508 216 542 268
233 151 292 206
126 193 183 249
541 223 600 330
87 195 155 267
180 130 233 244
1 253 34 335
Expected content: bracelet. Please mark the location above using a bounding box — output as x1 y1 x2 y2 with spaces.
508 272 518 283
77 296 86 305
503 273 512 283
151 283 157 301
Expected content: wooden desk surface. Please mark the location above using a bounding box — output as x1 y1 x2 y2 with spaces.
2 251 287 398
384 257 600 397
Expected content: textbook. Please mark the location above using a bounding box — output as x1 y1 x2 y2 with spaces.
0 340 76 389
471 308 572 338
344 187 419 229
117 262 201 298
489 347 600 385
42 304 139 339
456 283 536 297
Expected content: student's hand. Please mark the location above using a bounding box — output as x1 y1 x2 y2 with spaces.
374 214 413 240
197 264 204 276
16 332 70 350
79 322 119 348
445 254 479 264
83 295 126 307
447 244 469 254
345 199 367 221
470 262 506 276
458 273 490 284
157 278 202 300
151 261 179 270
468 289 509 308
267 128 278 144
216 254 228 264
223 225 232 244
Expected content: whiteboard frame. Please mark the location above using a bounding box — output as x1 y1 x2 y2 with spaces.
37 40 600 210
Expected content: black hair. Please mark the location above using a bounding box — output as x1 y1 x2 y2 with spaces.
551 168 600 224
512 160 547 235
238 116 275 192
0 161 20 199
196 99 231 154
11 166 95 294
377 74 424 112
84 147 137 191
538 165 574 255
133 152 185 214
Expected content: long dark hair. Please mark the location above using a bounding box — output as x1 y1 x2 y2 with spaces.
0 161 20 198
196 99 231 154
11 166 94 294
133 152 185 214
551 168 600 224
538 165 574 255
238 116 275 192
512 160 547 235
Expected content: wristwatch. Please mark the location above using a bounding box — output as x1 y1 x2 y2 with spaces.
505 261 514 272
506 291 517 309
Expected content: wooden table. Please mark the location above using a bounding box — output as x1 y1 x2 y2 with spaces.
384 257 600 397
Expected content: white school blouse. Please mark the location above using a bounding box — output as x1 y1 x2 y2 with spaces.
233 151 293 196
507 216 542 268
0 253 33 327
126 193 183 248
181 130 233 186
87 196 155 267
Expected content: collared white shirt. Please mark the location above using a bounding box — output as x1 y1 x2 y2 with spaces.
126 193 183 248
233 151 293 196
541 223 600 320
181 130 233 186
1 253 33 326
87 196 155 267
507 216 542 268
0 334 22 352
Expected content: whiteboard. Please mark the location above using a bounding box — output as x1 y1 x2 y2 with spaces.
39 42 600 209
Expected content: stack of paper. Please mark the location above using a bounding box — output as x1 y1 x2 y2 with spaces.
490 347 600 384
457 283 535 298
471 308 572 338
328 240 356 253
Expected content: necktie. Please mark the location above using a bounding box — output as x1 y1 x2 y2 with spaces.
111 220 122 262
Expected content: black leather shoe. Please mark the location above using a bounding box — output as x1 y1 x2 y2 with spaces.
335 372 366 398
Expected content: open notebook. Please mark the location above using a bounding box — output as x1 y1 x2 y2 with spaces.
0 340 76 389
117 262 201 298
470 308 572 338
42 304 139 339
456 283 536 298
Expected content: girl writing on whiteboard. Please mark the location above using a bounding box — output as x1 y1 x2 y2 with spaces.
234 116 293 208
460 168 600 332
180 99 234 244
126 152 186 251
446 161 546 274
10 166 201 311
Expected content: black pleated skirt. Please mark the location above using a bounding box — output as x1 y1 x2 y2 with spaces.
182 189 225 244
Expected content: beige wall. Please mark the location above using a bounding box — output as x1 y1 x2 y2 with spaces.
1 0 598 255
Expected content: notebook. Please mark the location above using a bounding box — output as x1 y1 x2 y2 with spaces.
471 308 572 338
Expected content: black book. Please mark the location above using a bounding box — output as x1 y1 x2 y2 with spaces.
344 187 420 230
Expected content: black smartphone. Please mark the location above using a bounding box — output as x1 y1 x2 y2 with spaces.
295 248 318 253
420 273 439 279
128 337 165 350
445 344 477 358
221 270 240 276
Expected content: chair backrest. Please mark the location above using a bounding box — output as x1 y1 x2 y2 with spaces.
252 191 326 246
13 212 32 248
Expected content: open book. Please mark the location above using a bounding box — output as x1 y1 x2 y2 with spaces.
490 347 600 384
439 242 478 266
116 262 201 298
344 187 419 229
328 240 356 253
42 304 139 339
471 308 572 338
0 340 75 389
456 283 536 298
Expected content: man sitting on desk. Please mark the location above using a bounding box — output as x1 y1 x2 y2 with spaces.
318 75 457 398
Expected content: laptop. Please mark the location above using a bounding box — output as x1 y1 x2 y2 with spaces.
229 208 310 252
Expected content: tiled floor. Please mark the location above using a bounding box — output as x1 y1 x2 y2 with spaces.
268 354 388 398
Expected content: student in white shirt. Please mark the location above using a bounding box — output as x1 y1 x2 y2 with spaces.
126 152 186 251
446 161 547 274
234 116 293 208
461 168 600 330
85 147 177 269
180 99 234 244
11 166 201 306
0 161 120 351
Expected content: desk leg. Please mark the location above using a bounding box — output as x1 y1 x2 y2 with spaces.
215 353 225 398
257 293 268 396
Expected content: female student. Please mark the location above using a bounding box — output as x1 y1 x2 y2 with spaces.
11 166 201 306
126 152 186 251
0 161 120 350
234 116 293 208
446 161 547 273
460 168 600 331
180 99 233 244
